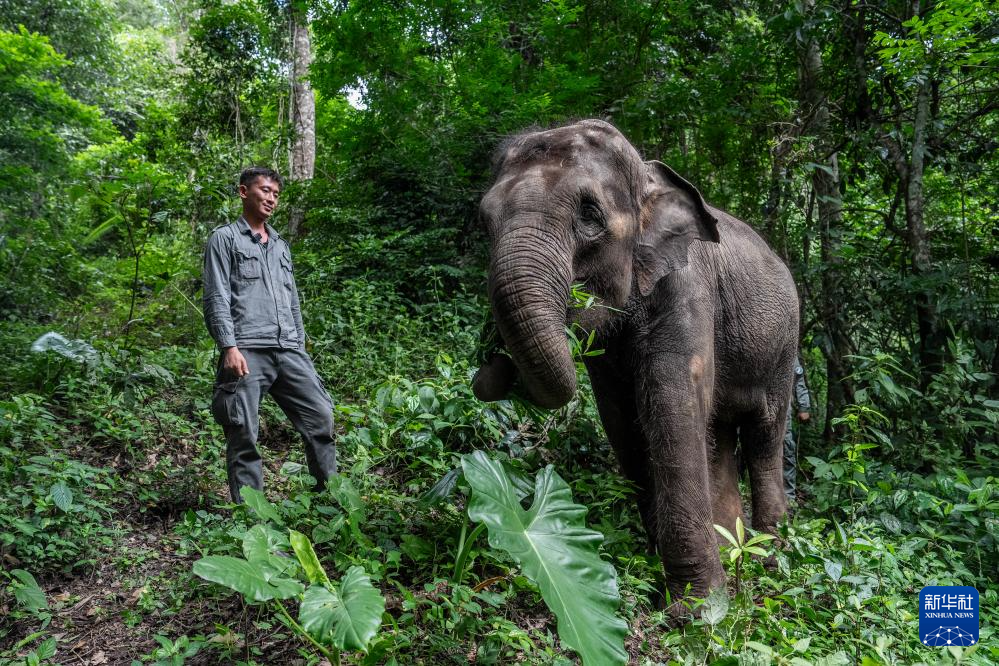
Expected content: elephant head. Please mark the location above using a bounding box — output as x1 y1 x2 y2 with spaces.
474 120 719 409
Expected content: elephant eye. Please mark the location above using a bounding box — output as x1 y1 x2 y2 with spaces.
577 196 605 237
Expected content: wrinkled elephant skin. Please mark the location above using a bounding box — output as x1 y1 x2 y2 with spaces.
473 120 799 612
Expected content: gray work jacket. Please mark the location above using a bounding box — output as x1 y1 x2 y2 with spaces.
202 217 305 349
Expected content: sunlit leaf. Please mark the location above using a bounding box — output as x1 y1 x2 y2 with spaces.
461 450 628 666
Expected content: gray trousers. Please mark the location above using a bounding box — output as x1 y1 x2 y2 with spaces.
211 347 336 501
783 408 797 502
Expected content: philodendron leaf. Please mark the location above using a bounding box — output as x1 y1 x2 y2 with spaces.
299 566 385 651
243 524 289 562
193 555 303 602
461 450 628 666
289 529 330 585
241 524 297 579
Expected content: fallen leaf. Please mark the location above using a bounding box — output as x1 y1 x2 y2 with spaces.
90 650 108 665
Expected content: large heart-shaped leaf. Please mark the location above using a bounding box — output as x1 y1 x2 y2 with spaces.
242 524 289 562
193 555 303 602
241 524 297 579
461 451 628 666
299 566 385 651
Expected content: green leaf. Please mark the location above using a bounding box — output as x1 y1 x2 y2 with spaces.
11 569 47 612
745 641 775 656
242 524 289 563
419 468 461 506
700 587 729 626
713 524 739 548
299 567 385 651
735 516 746 545
823 559 844 583
193 555 303 602
36 637 56 660
83 213 123 244
50 482 73 512
290 529 330 585
240 487 283 524
793 637 812 652
745 533 777 546
461 451 628 666
418 385 437 413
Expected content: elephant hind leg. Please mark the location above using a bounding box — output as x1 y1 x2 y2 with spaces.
740 414 787 531
710 421 744 541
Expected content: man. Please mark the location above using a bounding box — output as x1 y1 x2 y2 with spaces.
203 167 336 501
784 356 812 503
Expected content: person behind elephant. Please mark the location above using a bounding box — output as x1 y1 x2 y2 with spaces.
784 356 812 503
471 120 799 619
202 166 336 502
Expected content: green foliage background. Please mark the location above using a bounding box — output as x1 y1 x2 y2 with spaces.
0 0 997 663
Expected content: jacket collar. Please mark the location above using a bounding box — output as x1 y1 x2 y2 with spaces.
236 216 281 242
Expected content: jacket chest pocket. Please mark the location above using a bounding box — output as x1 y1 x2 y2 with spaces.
235 249 261 280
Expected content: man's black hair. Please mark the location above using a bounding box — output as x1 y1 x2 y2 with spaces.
239 167 284 190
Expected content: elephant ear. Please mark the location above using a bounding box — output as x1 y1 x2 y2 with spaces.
634 161 719 297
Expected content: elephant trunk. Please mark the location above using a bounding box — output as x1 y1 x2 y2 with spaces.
488 221 576 409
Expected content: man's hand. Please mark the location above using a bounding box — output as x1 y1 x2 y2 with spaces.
797 412 811 423
223 346 249 377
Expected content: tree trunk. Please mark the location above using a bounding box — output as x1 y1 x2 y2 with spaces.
905 76 947 383
288 5 315 237
796 0 853 444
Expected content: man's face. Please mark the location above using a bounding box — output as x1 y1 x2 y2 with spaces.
239 176 281 221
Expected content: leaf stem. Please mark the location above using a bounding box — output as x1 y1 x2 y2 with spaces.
274 600 341 665
453 521 486 584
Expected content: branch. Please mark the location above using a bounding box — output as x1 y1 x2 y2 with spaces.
938 99 999 143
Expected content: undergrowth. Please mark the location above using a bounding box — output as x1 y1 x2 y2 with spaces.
1 272 997 664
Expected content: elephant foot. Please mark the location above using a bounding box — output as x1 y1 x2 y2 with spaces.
656 573 727 627
662 599 695 628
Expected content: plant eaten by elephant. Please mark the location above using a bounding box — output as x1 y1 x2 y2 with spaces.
471 119 799 618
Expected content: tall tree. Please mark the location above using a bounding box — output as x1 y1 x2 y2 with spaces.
794 0 854 440
287 0 315 236
871 0 999 383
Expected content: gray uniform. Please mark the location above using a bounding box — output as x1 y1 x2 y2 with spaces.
783 357 811 502
203 218 336 501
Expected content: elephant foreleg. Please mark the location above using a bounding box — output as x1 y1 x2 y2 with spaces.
587 357 658 552
639 354 726 601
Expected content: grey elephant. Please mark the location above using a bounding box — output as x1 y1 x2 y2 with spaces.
472 120 798 609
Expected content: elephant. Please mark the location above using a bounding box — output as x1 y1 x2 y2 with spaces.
471 119 799 610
